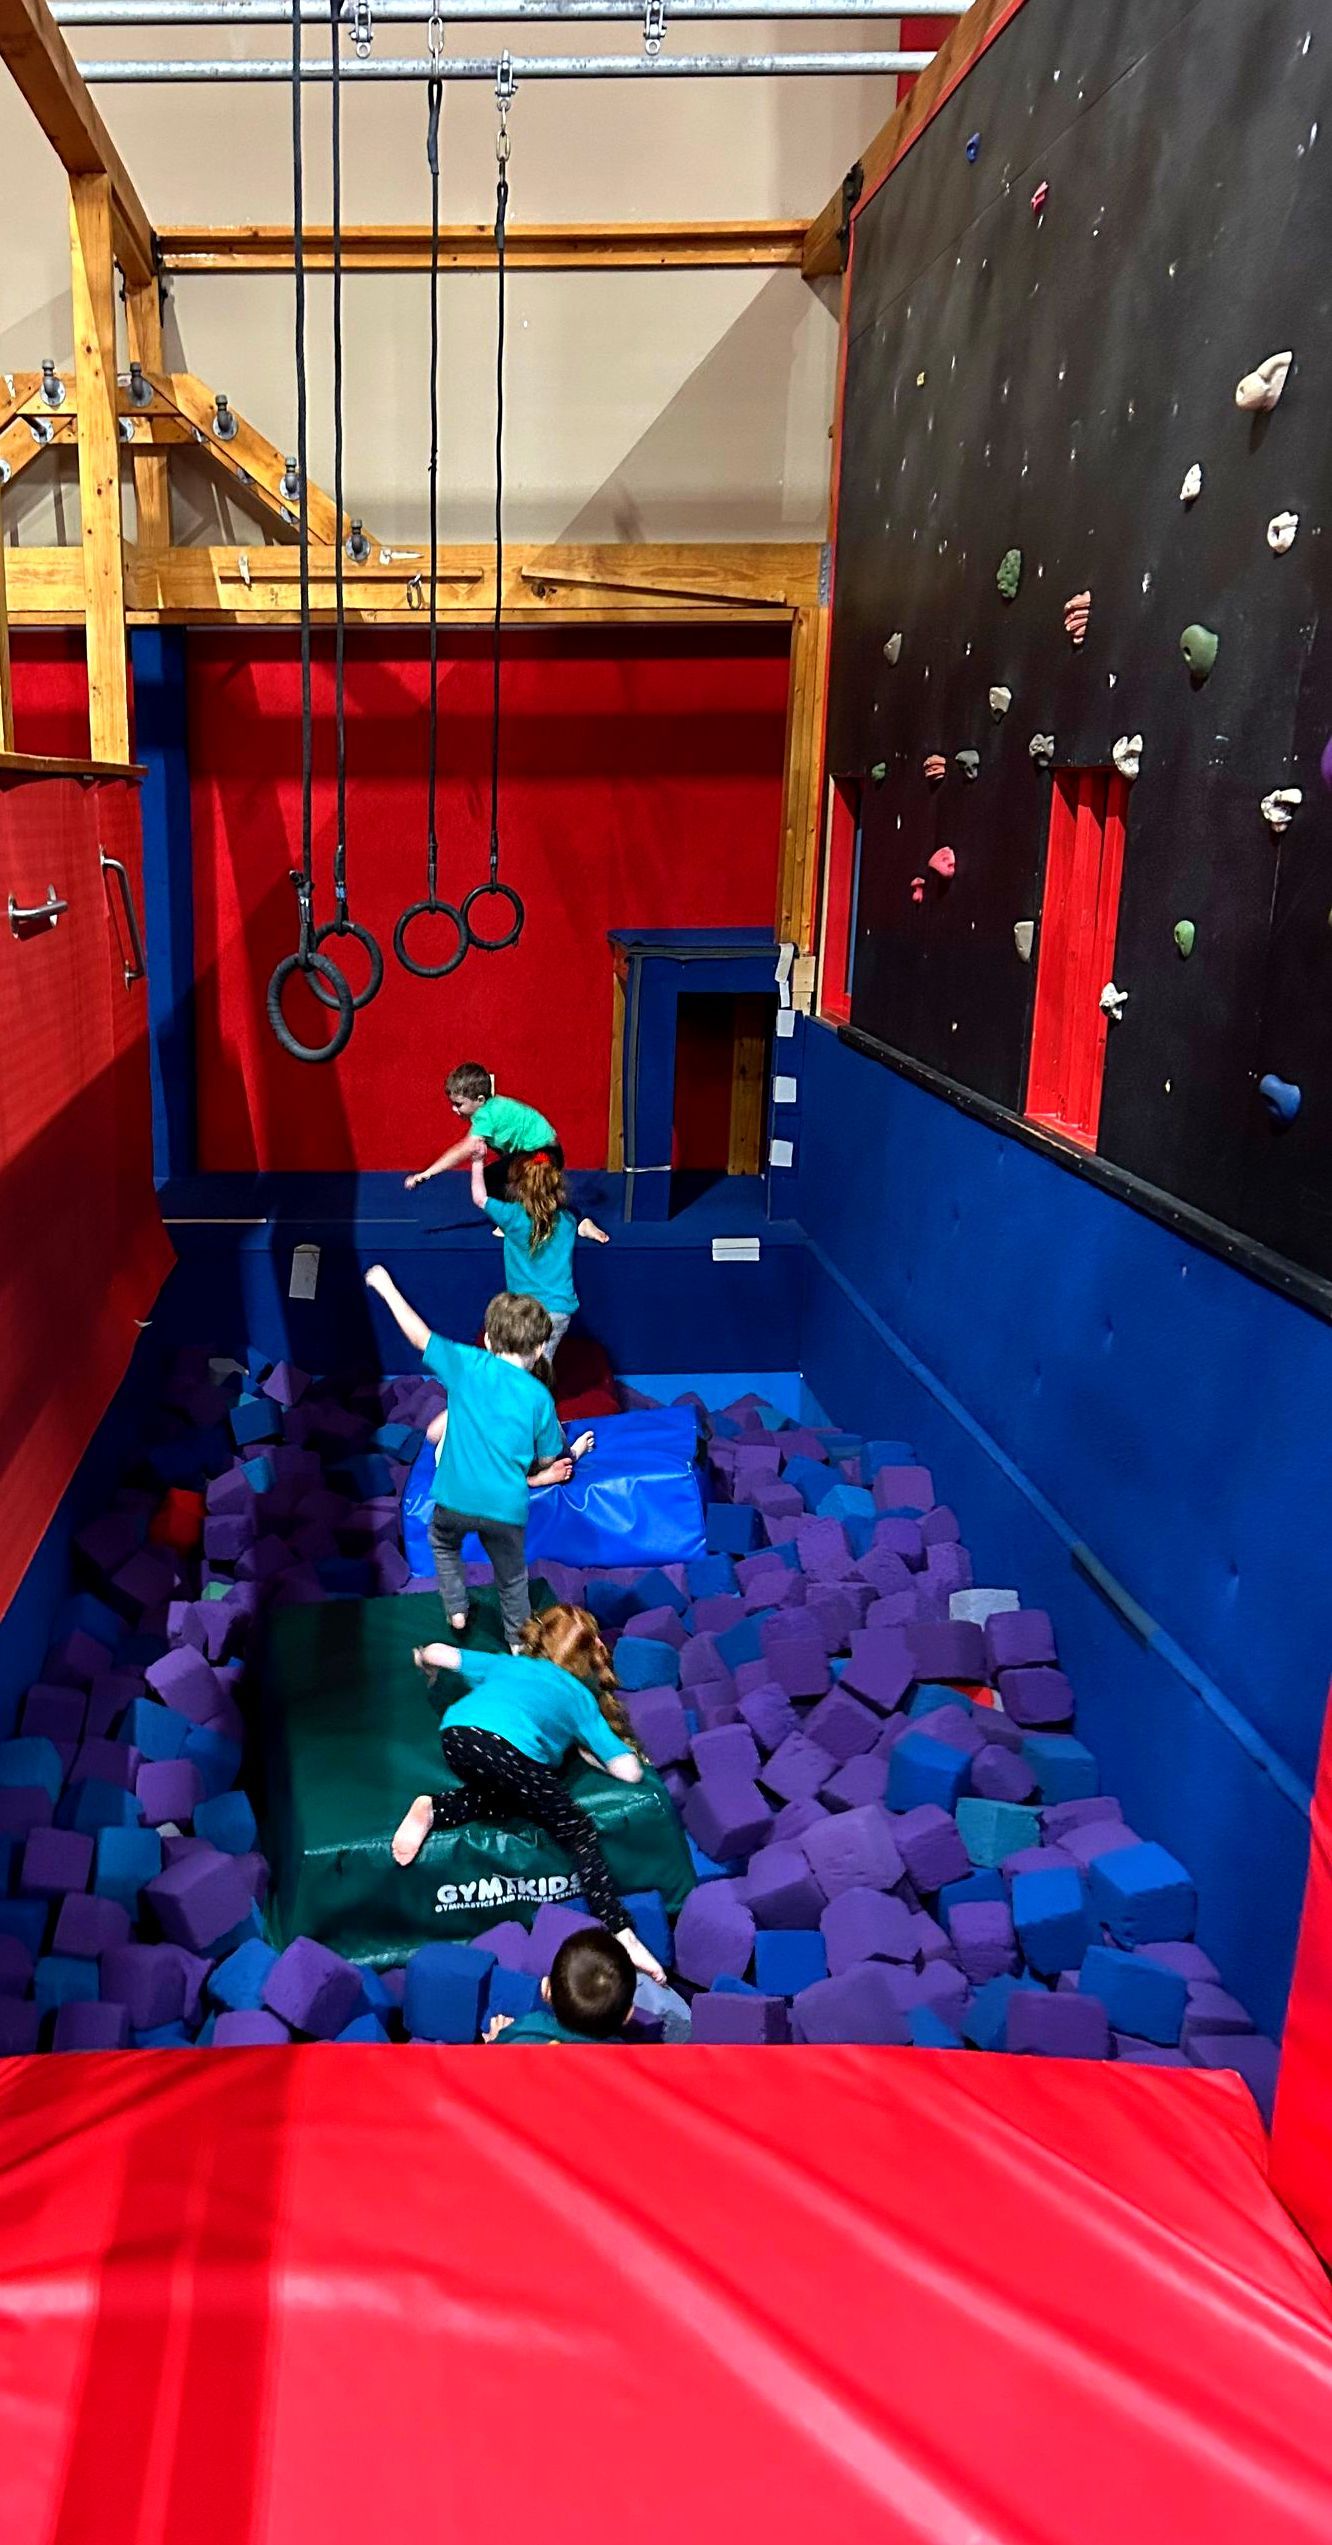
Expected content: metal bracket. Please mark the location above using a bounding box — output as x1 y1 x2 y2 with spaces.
212 393 238 441
40 358 65 410
9 886 67 936
837 161 865 251
281 456 302 500
127 360 155 408
345 519 371 564
349 0 373 59
643 0 667 57
27 416 54 446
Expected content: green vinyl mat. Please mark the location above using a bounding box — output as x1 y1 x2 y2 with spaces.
257 1588 695 1966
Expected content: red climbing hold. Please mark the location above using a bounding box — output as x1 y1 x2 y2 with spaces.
1031 181 1049 219
929 848 956 880
924 754 947 784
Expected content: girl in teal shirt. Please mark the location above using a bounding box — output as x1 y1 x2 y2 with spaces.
469 1149 608 1360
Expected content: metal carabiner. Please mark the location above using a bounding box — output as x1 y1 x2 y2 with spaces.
350 0 373 60
427 5 445 66
643 0 666 58
495 49 516 161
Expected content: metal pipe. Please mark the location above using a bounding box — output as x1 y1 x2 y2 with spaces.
55 0 957 20
78 48 931 77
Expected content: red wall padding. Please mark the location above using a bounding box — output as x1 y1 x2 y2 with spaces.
189 629 789 1171
1272 1683 1332 2262
0 771 173 1620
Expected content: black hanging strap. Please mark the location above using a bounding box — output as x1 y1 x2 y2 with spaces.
462 60 524 955
266 0 353 1063
394 60 468 981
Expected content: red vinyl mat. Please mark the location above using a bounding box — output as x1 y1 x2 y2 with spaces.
1 2046 1330 2545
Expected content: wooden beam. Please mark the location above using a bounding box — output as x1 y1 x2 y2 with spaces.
0 409 77 487
776 604 831 952
157 220 809 277
124 282 171 551
69 172 129 762
0 491 13 752
0 0 154 286
0 748 144 780
803 0 1013 279
161 372 360 548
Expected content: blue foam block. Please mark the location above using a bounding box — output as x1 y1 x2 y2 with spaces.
686 1556 738 1602
337 2014 391 2043
887 1733 969 1816
706 1504 758 1555
938 1869 1005 1930
0 1739 64 1804
1089 1843 1197 1946
34 1953 100 2013
715 1615 765 1672
963 1973 1041 2051
753 1930 828 1996
0 1900 49 1957
55 1593 126 1652
68 1779 143 1835
783 1457 835 1510
338 1453 395 1500
94 1824 164 1908
1081 1943 1188 2044
584 1580 640 1634
208 1937 279 2011
229 1394 280 1448
403 1941 496 2042
613 1637 680 1692
632 1568 689 1618
712 1973 760 1996
623 1888 673 1974
182 1726 243 1798
1011 1866 1094 1976
194 1791 258 1856
909 2007 965 2049
1021 1733 1098 1803
241 1455 276 1496
122 1699 191 1762
687 1835 746 1883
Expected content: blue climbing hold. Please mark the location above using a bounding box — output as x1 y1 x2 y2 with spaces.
1259 1073 1301 1124
966 131 982 163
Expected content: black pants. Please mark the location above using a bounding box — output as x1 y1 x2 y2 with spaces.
434 1724 627 1931
428 1504 530 1649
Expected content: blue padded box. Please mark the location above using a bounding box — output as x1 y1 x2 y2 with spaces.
1080 1944 1187 2045
1088 1843 1197 1947
405 1410 706 1574
753 1929 828 1996
1011 1866 1093 1976
887 1732 969 1816
1021 1733 1098 1803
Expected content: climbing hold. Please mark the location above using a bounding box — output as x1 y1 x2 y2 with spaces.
966 131 982 164
1260 787 1302 833
1321 736 1332 793
870 761 888 785
1031 181 1049 219
1179 463 1204 503
910 876 926 904
1234 350 1292 412
924 753 947 784
989 685 1012 720
1267 511 1299 553
1258 1073 1301 1124
997 548 1023 602
1112 734 1143 781
1063 590 1092 647
884 632 903 665
1029 733 1055 769
955 750 981 781
916 371 928 389
928 847 956 880
1173 920 1196 959
1099 982 1129 1024
1180 623 1219 680
1013 920 1035 962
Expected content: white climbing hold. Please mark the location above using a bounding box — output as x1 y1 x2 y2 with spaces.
1029 733 1055 767
1180 463 1203 503
1260 787 1302 832
1235 350 1293 412
1112 734 1143 780
1267 511 1299 553
989 685 1013 720
1013 920 1035 962
884 631 903 664
1099 981 1129 1022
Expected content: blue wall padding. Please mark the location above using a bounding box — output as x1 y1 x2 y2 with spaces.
792 1025 1328 2038
402 1408 706 1579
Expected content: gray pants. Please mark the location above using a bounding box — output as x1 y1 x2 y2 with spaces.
545 1311 572 1361
428 1504 531 1650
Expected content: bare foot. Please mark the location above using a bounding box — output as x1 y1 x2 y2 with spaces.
616 1926 666 1987
392 1796 435 1866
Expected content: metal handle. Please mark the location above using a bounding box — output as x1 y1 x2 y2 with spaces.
8 886 67 935
100 852 147 986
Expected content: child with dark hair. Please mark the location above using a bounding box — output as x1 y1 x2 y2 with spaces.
405 1062 562 1192
469 1148 608 1362
393 1604 666 1984
486 1930 636 2044
365 1269 593 1649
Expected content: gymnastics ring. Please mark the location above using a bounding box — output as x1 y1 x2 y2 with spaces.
309 916 385 1011
266 948 355 1063
462 880 525 953
394 896 469 980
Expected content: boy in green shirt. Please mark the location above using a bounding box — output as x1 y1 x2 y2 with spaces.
405 1060 562 1192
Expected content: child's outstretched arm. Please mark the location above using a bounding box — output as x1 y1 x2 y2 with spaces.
469 1153 491 1214
405 1133 485 1190
576 1217 610 1244
365 1265 431 1355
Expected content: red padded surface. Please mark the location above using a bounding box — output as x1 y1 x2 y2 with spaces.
1272 1682 1332 2261
0 777 173 1619
1 2046 1329 2545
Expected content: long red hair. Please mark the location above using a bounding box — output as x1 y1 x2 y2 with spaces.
508 1152 566 1252
518 1604 637 1749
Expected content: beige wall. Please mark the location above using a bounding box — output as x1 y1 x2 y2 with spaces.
1 19 898 548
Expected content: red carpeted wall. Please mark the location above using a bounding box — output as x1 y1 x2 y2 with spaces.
189 628 789 1172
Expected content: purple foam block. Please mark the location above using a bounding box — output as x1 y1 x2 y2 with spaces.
1062 1819 1141 1870
1007 1990 1110 2058
839 1634 914 1715
985 1608 1058 1674
673 1883 755 1987
1044 1796 1123 1840
804 1690 881 1763
1133 1940 1218 1982
137 1759 206 1826
471 1919 531 1970
23 1825 95 1897
523 1903 599 1974
22 1687 88 1745
1180 1984 1254 2047
691 1991 789 2044
920 1506 961 1547
77 1511 144 1582
867 1592 927 1632
971 1743 1036 1804
691 1682 741 1730
800 1804 903 1900
68 1737 141 1794
733 1657 775 1697
680 1635 733 1693
759 1613 829 1700
760 1733 837 1805
0 2001 41 2054
892 1804 970 1892
871 1465 934 1514
821 1886 918 1973
821 1755 889 1812
924 1545 973 1599
854 1546 914 1600
263 1937 363 2038
101 1942 188 2031
0 1934 34 1993
738 1683 800 1755
1189 2032 1279 2124
145 1646 222 1727
53 2001 131 2051
691 1724 761 1784
0 1789 54 1839
622 1606 688 1652
749 1479 804 1522
742 1842 828 1930
625 1690 690 1769
905 1910 957 1965
995 1667 1075 1729
214 2010 291 2045
950 1899 1018 1984
906 1620 986 1682
773 1796 828 1846
793 1963 911 2045
870 1515 926 1566
917 1703 986 1758
145 1845 253 1950
683 1776 773 1862
794 1517 855 1583
1113 2037 1191 2070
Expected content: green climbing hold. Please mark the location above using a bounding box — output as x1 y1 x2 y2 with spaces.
997 548 1023 602
1180 622 1219 680
1173 920 1195 959
870 761 888 784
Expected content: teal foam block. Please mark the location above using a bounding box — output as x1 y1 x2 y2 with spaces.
955 1797 1041 1869
1021 1733 1098 1803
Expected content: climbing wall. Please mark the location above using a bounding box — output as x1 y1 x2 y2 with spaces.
828 0 1332 1284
